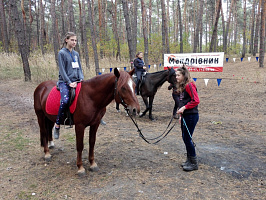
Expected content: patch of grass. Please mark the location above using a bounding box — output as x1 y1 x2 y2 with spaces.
17 191 32 199
64 130 76 143
29 184 38 189
0 53 23 80
13 132 31 150
0 52 160 84
1 130 31 154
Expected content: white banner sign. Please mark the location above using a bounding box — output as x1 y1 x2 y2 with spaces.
164 52 224 72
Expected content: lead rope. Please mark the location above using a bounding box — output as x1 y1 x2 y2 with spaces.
124 108 178 144
114 77 177 144
182 117 196 147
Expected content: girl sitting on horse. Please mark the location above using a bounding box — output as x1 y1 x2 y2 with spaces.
133 52 146 95
54 32 84 139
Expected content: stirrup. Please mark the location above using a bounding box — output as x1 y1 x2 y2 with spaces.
64 118 73 129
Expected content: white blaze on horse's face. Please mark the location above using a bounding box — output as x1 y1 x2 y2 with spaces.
128 78 134 95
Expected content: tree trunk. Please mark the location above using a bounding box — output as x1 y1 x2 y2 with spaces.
10 0 31 81
141 0 149 67
178 0 183 53
80 0 90 69
68 0 75 31
61 0 65 38
132 0 138 59
51 0 60 65
210 0 221 52
253 0 261 56
174 2 178 43
165 0 170 53
28 0 33 54
184 0 187 33
194 0 204 53
249 0 256 54
98 0 104 58
242 0 247 58
161 0 166 60
121 0 135 64
221 3 226 52
259 0 265 67
87 0 99 75
233 2 238 52
199 0 204 53
224 0 234 54
149 0 152 45
156 0 160 33
68 0 80 53
0 0 9 52
34 0 40 47
39 0 45 54
110 0 121 61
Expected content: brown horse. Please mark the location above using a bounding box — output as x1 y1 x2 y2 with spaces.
34 68 140 175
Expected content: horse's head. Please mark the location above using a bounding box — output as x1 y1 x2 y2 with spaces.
167 67 177 90
114 68 140 115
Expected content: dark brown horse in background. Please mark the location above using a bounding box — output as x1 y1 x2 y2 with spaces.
34 68 140 175
116 67 177 120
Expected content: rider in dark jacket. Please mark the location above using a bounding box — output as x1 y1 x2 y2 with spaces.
133 52 146 95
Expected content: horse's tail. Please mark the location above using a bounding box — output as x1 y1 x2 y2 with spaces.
34 83 54 147
42 117 54 147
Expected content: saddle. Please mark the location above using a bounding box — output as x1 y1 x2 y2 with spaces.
46 83 82 128
56 83 76 106
133 72 147 85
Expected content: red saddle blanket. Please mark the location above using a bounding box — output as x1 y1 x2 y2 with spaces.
46 83 81 115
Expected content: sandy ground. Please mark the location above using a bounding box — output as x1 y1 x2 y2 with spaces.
0 59 265 199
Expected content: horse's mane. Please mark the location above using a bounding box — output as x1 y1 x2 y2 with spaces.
147 70 168 89
149 70 166 75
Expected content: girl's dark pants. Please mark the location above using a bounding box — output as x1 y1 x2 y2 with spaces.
135 71 142 94
181 113 199 157
56 82 70 125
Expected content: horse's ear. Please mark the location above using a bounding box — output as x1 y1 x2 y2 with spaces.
114 68 120 78
128 68 135 76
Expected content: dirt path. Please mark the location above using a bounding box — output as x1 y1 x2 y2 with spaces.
0 60 265 199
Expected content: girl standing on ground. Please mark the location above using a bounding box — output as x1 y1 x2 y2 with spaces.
175 65 200 171
54 32 84 139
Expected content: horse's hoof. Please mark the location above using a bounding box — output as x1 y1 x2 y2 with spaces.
77 167 86 176
89 163 99 172
44 154 52 162
48 141 55 149
139 113 144 118
116 109 121 113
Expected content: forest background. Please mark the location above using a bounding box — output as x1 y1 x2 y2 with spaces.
0 0 265 82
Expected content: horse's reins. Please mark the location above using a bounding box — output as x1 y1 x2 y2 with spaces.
114 78 178 144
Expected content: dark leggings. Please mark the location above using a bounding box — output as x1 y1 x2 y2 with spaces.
56 82 70 125
181 113 199 157
135 71 142 93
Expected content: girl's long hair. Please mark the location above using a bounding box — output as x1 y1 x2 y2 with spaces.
176 65 194 93
61 32 76 48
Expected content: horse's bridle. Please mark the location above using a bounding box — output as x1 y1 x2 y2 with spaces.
167 68 177 89
114 77 128 109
